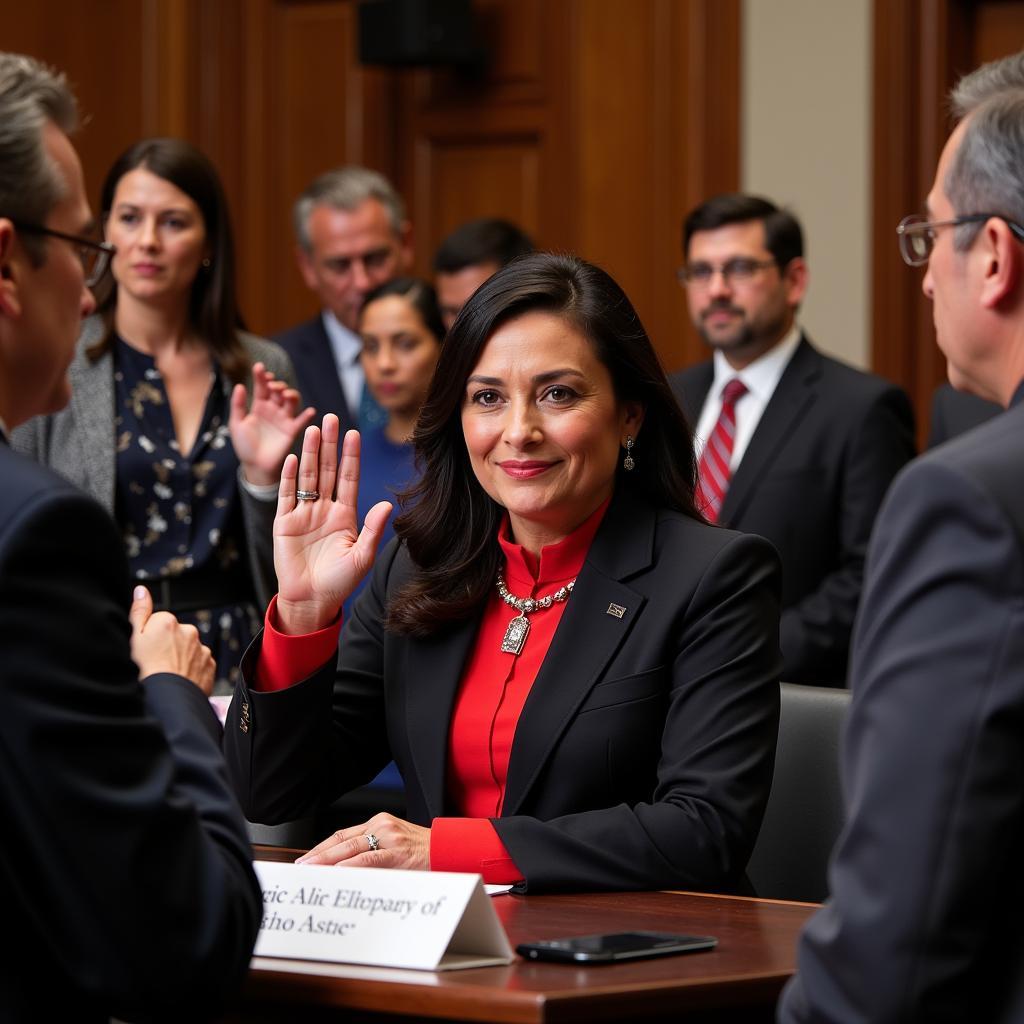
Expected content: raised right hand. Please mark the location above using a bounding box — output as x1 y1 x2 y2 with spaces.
273 414 393 635
129 586 216 695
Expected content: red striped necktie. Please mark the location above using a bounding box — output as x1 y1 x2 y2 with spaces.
695 377 748 523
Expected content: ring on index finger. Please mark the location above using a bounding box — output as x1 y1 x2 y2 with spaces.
295 489 320 502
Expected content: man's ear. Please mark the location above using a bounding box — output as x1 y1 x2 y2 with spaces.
978 217 1021 310
295 244 318 290
0 220 23 319
783 256 809 308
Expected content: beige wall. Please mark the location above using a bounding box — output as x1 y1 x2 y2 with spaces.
742 0 872 368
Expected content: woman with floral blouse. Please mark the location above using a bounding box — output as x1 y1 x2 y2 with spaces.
14 138 312 691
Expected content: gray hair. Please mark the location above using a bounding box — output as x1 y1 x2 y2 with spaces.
951 51 1024 119
946 53 1024 253
0 53 79 263
292 166 406 252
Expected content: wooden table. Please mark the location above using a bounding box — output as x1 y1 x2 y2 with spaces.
228 846 815 1023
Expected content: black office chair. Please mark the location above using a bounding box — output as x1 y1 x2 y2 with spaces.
247 817 319 849
247 779 407 850
746 682 851 903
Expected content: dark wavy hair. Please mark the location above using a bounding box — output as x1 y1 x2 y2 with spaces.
387 251 698 636
87 137 248 383
359 276 445 343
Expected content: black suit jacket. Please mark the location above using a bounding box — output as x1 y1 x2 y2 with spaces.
225 488 782 893
779 394 1024 1023
927 381 1001 448
0 441 260 1021
670 336 915 686
273 315 358 431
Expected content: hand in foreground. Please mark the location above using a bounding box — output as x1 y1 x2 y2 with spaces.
274 415 393 634
296 814 431 871
129 585 216 695
229 361 316 486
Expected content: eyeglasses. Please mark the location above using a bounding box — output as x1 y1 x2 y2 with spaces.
676 258 777 287
896 213 1024 266
322 246 396 279
10 220 116 287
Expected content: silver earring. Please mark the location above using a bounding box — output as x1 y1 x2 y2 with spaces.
623 435 635 471
201 257 211 268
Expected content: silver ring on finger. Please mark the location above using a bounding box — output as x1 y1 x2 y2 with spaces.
364 832 380 852
295 489 320 501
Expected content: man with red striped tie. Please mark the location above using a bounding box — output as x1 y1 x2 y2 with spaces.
670 194 915 687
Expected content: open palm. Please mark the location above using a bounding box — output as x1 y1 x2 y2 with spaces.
229 362 316 486
273 415 392 635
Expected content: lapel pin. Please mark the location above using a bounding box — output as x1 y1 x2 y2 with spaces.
606 603 627 619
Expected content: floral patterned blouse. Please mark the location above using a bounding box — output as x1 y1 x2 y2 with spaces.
113 336 260 693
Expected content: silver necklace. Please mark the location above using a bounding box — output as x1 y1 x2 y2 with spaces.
496 573 576 656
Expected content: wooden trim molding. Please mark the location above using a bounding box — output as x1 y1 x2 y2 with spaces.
872 0 989 447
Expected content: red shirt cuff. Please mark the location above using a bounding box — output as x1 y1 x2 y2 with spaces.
430 818 523 884
254 594 343 692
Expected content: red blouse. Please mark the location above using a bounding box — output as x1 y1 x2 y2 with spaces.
254 500 608 883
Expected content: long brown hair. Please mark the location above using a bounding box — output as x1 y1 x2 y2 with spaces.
387 251 698 636
87 138 249 383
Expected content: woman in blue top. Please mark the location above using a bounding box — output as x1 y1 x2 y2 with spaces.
347 278 444 793
346 277 444 615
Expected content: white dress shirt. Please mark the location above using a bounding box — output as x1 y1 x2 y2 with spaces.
693 325 802 471
321 309 365 418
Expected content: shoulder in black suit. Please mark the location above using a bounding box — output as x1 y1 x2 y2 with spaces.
779 393 1024 1024
274 315 357 432
669 335 915 686
0 442 260 1020
927 381 1001 448
225 487 783 893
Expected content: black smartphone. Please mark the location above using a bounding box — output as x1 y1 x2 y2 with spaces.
516 930 717 964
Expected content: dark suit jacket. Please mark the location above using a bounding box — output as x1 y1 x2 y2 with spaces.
779 392 1024 1024
0 440 260 1021
670 336 915 686
927 381 1001 448
225 488 782 893
274 315 358 432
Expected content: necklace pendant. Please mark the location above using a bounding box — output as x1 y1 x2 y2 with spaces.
500 613 530 656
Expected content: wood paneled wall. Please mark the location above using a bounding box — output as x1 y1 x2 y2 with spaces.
4 0 739 372
12 0 1024 428
873 0 1024 446
395 0 739 370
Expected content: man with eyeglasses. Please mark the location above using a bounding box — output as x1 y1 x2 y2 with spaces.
274 166 413 431
0 52 260 1019
670 194 914 687
780 50 1024 1024
901 210 1008 449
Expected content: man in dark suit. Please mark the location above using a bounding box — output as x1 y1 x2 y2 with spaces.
927 380 1000 447
0 53 260 1020
779 51 1024 1023
275 167 413 430
670 195 914 686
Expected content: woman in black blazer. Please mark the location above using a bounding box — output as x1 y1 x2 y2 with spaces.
226 253 781 893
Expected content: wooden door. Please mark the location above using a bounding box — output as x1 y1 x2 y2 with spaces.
873 0 1024 446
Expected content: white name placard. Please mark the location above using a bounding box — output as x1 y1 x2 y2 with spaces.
252 861 514 971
